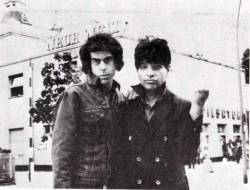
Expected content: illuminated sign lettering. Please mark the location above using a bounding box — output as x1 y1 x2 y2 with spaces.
204 107 241 120
47 33 80 51
47 20 128 52
83 20 126 37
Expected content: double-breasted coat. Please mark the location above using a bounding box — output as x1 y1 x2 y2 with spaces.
109 84 203 189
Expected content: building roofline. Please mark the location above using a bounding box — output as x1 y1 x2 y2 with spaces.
0 43 82 68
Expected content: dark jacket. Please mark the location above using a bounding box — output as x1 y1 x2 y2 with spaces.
110 84 202 189
52 76 122 188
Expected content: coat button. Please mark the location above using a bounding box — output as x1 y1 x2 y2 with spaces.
155 157 160 162
128 136 132 141
136 156 141 162
163 136 168 142
137 179 142 184
155 180 161 185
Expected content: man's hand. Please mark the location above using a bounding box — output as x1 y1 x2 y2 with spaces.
115 88 125 103
123 87 139 101
190 90 209 121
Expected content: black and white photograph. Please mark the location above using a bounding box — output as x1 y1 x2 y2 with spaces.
0 0 249 189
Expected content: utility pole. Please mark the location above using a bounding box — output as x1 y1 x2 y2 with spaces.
28 59 35 182
236 0 248 184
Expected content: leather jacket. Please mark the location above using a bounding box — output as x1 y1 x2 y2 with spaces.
52 76 122 188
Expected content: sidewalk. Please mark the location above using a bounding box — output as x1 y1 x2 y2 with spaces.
186 160 250 190
0 171 53 189
0 161 249 189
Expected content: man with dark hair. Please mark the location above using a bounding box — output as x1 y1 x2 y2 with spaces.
79 33 124 74
111 37 209 189
52 33 124 189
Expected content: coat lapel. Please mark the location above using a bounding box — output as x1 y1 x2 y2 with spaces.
148 89 176 135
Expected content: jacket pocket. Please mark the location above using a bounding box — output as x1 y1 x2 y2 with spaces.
81 109 105 123
79 109 107 141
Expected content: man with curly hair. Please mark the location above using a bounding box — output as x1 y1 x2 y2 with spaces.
52 33 124 189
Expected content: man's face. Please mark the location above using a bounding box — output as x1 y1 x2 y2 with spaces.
137 62 168 91
90 51 116 87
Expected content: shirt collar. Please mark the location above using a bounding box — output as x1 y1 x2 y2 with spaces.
131 83 167 102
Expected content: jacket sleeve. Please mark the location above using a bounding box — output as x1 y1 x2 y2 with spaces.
52 90 79 188
179 101 203 164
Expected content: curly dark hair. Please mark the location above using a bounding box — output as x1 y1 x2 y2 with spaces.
134 37 171 70
79 33 124 74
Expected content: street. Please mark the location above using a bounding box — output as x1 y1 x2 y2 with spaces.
0 160 249 189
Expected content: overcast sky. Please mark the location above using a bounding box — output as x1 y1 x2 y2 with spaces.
8 0 250 13
1 0 249 17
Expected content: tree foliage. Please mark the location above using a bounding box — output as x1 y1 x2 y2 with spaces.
29 52 80 142
242 48 249 84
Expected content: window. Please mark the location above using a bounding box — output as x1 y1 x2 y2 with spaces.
234 135 241 142
233 125 240 133
9 73 23 97
202 124 209 133
233 125 241 142
44 125 51 134
217 124 226 133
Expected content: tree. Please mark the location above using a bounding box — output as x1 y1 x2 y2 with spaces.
242 48 249 84
29 52 81 142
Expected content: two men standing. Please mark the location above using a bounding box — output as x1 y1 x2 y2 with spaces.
52 33 209 189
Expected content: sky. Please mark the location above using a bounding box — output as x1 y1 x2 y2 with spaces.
3 0 249 14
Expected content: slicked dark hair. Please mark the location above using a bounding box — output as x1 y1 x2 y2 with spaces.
134 37 171 70
79 33 124 74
